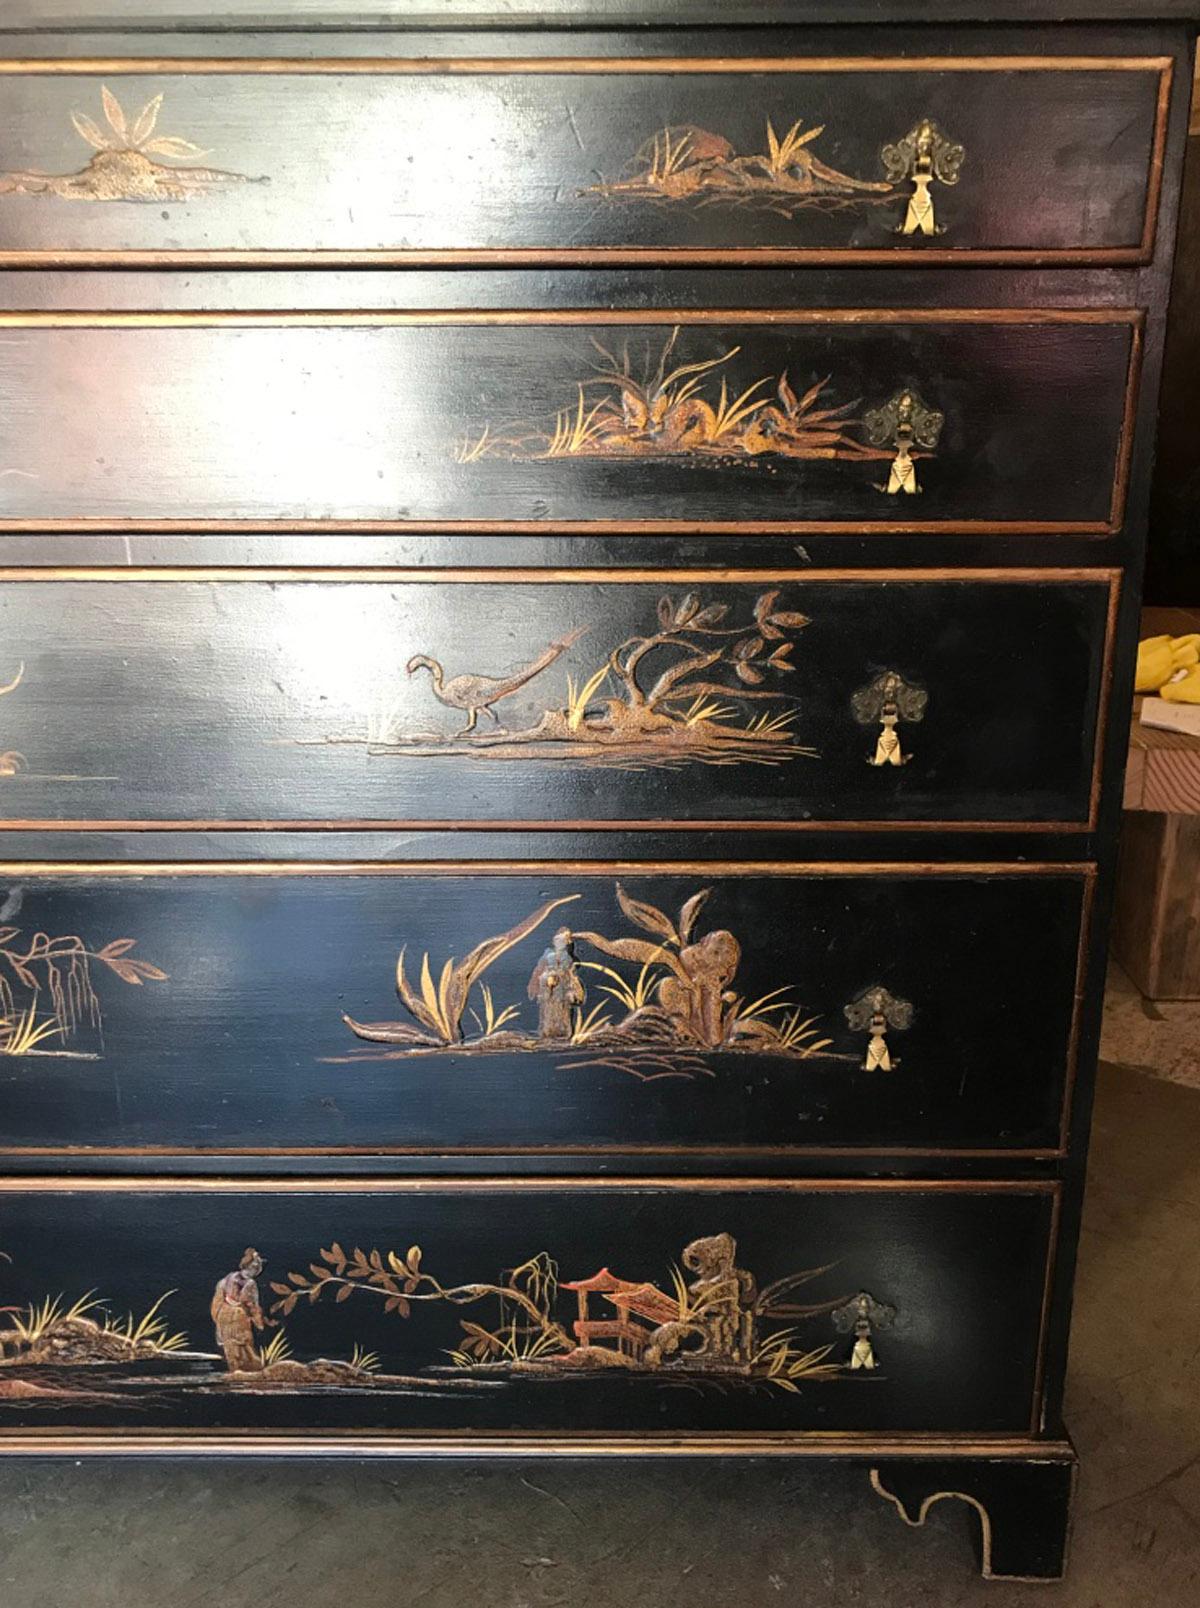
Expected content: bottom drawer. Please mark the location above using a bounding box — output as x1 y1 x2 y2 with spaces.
0 1179 1054 1443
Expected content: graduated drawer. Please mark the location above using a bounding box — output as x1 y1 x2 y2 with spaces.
0 568 1117 831
0 861 1090 1161
0 1179 1057 1443
0 310 1139 534
0 53 1171 265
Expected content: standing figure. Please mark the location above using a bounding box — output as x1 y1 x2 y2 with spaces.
528 927 584 1040
881 118 965 238
211 1247 269 1372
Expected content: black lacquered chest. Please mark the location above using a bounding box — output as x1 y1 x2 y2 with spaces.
0 0 1194 1582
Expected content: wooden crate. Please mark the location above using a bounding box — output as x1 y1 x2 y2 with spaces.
1115 608 1200 999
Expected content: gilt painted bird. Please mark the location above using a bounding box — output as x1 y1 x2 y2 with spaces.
406 626 587 736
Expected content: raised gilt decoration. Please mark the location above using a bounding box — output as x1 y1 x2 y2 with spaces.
585 114 964 239
456 328 907 476
0 1232 895 1402
0 87 261 202
337 882 850 1082
585 118 897 215
305 591 815 772
0 894 165 1061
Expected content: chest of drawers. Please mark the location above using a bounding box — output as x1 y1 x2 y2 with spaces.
0 0 1195 1583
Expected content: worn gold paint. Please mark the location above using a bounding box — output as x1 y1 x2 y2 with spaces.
0 85 260 201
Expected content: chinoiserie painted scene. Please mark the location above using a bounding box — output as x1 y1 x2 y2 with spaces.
584 116 963 239
0 575 1111 825
341 880 858 1082
0 870 1086 1157
0 1183 1056 1434
0 63 1164 259
0 317 1136 527
455 329 944 495
356 587 815 771
0 86 260 201
0 914 164 1064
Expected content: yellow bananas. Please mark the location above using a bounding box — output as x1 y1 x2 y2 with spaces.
1135 632 1200 695
1161 666 1200 704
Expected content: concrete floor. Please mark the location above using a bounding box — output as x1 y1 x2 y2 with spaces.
1 975 1197 1606
1102 961 1200 1092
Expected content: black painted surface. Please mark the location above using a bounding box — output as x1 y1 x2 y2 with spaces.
0 870 1085 1155
0 575 1111 826
0 62 1163 258
872 1455 1076 1579
0 319 1134 528
0 3 1195 24
0 1183 1053 1434
0 10 1188 1567
1146 133 1200 605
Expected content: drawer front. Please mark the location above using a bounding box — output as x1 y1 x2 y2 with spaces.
0 569 1116 831
0 311 1138 533
0 55 1170 265
0 1179 1056 1440
0 863 1089 1159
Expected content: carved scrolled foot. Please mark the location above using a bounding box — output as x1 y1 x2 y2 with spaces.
868 1452 1076 1582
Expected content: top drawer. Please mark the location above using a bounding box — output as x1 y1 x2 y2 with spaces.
0 53 1172 267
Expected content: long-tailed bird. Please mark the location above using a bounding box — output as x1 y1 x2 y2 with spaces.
406 626 587 736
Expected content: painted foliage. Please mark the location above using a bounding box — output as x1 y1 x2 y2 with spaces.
455 328 910 476
586 118 899 215
339 880 850 1081
584 115 964 237
308 589 815 771
0 1232 893 1404
0 906 165 1061
0 86 261 202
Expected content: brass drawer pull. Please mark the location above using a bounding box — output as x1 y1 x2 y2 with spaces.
832 1290 898 1370
844 985 913 1072
881 119 965 236
851 669 928 767
864 388 945 495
